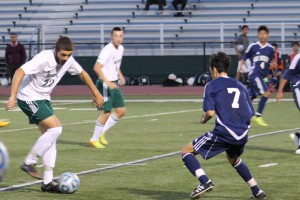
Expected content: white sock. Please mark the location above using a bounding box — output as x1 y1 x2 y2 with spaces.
91 121 104 141
43 168 54 184
32 127 62 157
103 113 119 134
25 127 62 164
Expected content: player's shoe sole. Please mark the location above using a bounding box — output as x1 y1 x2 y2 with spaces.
89 139 106 148
189 181 214 199
99 134 108 145
21 163 43 179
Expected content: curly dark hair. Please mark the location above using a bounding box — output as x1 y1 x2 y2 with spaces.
210 52 231 73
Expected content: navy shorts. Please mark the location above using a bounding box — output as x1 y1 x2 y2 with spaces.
248 75 268 98
192 132 245 160
291 83 300 111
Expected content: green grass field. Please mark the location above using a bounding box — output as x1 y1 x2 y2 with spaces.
0 95 299 200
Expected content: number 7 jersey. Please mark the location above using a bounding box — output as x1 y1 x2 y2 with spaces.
17 50 83 101
203 76 255 143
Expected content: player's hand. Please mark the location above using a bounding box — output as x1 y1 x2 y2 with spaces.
107 81 118 90
200 114 206 124
6 96 16 110
92 93 103 108
118 76 126 86
276 91 283 103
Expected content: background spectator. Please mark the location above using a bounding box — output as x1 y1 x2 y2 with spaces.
5 33 26 83
172 0 187 17
144 0 166 11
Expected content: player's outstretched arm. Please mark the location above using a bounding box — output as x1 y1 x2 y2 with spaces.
276 78 288 103
78 70 103 107
200 110 215 124
6 68 25 110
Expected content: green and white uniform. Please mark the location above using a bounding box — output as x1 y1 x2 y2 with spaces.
17 50 83 124
96 42 125 112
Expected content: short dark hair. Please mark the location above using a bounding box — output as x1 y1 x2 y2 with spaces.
241 25 249 30
55 36 74 51
292 41 299 47
111 27 123 34
257 25 269 33
210 52 231 73
10 32 17 36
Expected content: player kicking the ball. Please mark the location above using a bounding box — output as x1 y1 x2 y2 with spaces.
6 37 103 192
238 25 275 126
181 52 266 199
89 27 126 148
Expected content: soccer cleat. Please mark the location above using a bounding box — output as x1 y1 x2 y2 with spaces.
21 163 43 179
290 133 300 149
189 181 214 199
41 180 61 193
250 190 267 199
99 134 108 145
252 116 268 127
89 139 106 148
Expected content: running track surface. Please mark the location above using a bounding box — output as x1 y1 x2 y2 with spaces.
0 85 204 96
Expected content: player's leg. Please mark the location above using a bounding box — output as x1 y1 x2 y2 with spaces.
90 111 110 148
101 88 126 145
251 76 270 126
290 86 300 154
226 145 266 199
181 132 223 199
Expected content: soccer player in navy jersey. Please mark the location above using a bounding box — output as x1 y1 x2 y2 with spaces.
277 53 300 154
181 52 266 199
239 25 275 126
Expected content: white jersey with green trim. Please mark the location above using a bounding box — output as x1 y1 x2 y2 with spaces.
97 42 124 81
17 50 83 101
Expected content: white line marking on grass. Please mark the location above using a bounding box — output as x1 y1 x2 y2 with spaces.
69 108 96 111
1 127 299 192
96 163 147 166
258 163 278 168
149 119 158 122
0 109 202 133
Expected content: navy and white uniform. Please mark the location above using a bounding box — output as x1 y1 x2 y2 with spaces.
242 42 274 98
193 76 255 160
282 53 300 110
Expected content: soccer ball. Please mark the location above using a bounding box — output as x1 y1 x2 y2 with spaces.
168 73 177 80
58 172 80 194
0 79 9 87
0 141 9 182
236 44 244 52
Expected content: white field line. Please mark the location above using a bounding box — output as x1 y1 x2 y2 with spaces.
0 127 299 192
0 109 202 133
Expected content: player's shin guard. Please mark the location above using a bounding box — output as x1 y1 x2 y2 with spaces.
257 96 268 116
182 153 209 184
33 127 62 157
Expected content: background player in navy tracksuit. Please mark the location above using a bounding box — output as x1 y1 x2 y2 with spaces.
181 52 266 199
239 25 275 127
277 53 300 154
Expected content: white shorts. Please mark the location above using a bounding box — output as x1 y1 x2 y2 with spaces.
237 59 251 73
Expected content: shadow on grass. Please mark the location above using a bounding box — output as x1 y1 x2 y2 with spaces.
57 139 89 148
246 145 293 154
118 187 243 200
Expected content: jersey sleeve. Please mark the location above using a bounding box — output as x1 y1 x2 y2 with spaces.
97 46 110 65
21 51 46 75
67 58 83 75
203 83 215 112
283 54 300 81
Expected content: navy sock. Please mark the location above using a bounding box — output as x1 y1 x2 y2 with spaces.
257 96 268 116
233 159 253 183
182 153 209 184
251 185 260 195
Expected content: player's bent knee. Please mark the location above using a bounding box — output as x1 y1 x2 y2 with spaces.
116 107 126 118
48 126 63 139
181 143 194 157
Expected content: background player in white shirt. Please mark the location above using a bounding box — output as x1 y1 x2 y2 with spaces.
6 37 103 192
89 27 127 148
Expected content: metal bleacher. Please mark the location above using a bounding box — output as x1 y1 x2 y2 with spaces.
0 0 300 56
